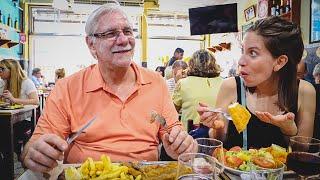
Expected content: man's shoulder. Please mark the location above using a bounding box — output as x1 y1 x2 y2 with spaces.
134 64 164 83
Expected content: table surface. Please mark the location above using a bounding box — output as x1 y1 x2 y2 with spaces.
0 105 38 115
19 163 300 180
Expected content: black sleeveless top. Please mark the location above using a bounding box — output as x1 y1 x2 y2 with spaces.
224 76 298 149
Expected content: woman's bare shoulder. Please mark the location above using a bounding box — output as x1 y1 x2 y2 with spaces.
299 80 316 96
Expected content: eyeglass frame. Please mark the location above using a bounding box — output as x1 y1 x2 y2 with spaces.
89 27 134 40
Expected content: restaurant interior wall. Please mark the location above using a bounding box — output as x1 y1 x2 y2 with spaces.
29 4 203 80
0 0 22 60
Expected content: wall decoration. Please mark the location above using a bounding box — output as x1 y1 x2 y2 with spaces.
258 0 268 18
310 0 320 43
244 5 256 22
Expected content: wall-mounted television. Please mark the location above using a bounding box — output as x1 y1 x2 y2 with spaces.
189 3 238 35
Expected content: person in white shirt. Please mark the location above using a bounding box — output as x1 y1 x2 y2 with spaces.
0 59 38 105
166 60 188 96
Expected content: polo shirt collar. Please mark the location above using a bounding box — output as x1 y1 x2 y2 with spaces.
85 62 152 93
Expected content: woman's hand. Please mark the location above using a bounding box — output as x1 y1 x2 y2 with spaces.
197 102 225 129
255 111 297 135
2 90 16 103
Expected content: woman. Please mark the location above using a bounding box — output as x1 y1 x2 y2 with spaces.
198 16 316 149
173 49 223 131
55 68 66 82
0 59 38 105
0 59 39 158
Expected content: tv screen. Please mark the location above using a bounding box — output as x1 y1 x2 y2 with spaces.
189 3 238 35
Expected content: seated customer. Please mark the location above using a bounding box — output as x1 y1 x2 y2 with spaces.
173 50 223 130
55 68 65 82
198 16 316 149
21 3 197 173
166 60 188 96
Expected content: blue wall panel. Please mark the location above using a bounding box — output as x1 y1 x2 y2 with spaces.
0 0 21 59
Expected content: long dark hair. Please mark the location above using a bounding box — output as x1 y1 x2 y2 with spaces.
246 16 304 112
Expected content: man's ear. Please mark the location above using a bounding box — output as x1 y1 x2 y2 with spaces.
273 55 288 72
86 36 97 59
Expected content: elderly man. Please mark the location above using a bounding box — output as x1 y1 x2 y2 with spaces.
21 4 197 172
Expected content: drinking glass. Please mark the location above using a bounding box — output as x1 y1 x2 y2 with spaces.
286 136 320 179
176 153 216 180
196 138 225 175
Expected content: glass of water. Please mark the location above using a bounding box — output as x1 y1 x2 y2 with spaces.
176 153 216 180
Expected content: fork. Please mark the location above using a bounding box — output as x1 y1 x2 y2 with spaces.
66 116 97 144
208 108 232 121
150 111 169 132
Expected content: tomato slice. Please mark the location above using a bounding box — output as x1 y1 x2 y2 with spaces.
229 146 242 152
225 156 243 168
252 156 276 169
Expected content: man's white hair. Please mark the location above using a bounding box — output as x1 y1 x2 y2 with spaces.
85 1 131 37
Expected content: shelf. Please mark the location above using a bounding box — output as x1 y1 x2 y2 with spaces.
0 41 19 48
0 39 10 46
0 23 20 33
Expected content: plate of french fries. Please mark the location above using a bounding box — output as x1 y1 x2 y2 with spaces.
62 155 178 180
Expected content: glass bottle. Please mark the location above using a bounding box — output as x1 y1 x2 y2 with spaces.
7 14 11 27
285 0 291 13
270 0 276 16
0 10 2 24
14 18 18 29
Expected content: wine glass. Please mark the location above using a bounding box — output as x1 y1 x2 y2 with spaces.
196 138 225 176
286 136 320 179
176 153 216 180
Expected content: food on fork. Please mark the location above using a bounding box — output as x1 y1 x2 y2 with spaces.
227 102 251 133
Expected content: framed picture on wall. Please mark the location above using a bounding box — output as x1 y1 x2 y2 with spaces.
242 22 254 40
310 0 320 43
244 5 256 22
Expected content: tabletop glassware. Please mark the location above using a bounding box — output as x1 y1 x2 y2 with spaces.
176 153 216 180
196 138 225 176
286 136 320 179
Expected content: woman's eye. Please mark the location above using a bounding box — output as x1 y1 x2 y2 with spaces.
249 50 257 57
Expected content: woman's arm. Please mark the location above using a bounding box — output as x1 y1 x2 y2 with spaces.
296 80 316 137
199 77 237 141
13 91 39 105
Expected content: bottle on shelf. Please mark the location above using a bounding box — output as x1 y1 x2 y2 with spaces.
0 10 2 24
285 0 291 13
280 0 285 15
275 3 280 16
14 18 18 30
7 14 12 27
270 0 276 16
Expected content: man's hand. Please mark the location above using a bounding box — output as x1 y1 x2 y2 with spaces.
22 134 68 172
162 126 198 160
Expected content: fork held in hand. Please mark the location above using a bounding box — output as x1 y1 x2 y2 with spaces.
67 116 97 144
208 108 232 121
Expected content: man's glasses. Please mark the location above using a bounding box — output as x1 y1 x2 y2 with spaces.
91 28 134 40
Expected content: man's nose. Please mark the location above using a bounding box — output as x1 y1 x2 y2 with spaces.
116 32 129 44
